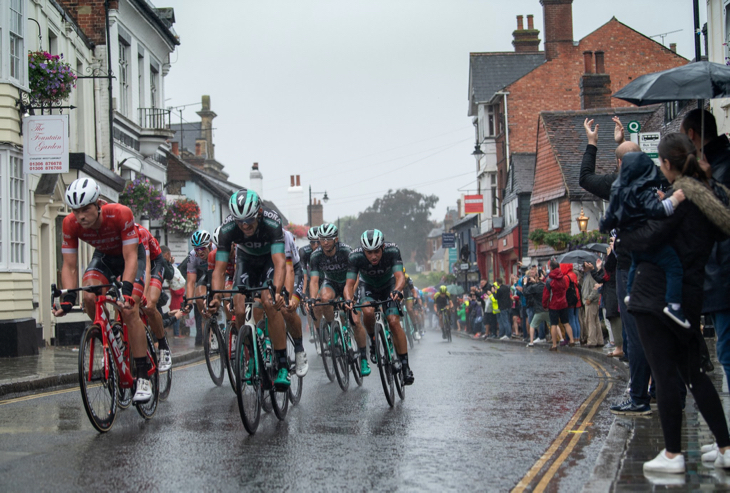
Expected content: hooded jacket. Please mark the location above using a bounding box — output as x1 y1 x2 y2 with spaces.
560 263 582 308
591 251 619 318
542 268 569 311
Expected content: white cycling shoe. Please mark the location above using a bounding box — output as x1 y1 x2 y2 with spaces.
158 349 172 372
295 351 309 377
133 378 152 403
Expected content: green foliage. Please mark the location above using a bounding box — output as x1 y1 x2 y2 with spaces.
529 228 608 251
119 175 166 220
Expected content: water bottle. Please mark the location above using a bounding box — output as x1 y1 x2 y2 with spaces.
264 338 273 368
112 325 125 353
217 309 227 334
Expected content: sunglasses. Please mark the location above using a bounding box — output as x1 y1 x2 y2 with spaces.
235 217 257 226
194 246 208 253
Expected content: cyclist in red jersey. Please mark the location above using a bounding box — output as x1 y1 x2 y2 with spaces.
54 178 153 403
136 223 172 371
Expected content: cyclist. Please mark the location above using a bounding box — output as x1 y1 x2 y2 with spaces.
282 228 308 377
136 223 172 371
344 229 414 385
211 225 236 320
184 230 217 347
208 189 290 389
54 178 152 403
309 223 370 376
434 285 454 339
299 226 320 343
402 271 421 341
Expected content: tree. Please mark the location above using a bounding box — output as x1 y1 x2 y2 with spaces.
342 189 438 264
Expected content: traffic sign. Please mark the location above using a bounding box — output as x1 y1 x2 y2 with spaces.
460 263 470 271
627 120 641 134
639 132 661 165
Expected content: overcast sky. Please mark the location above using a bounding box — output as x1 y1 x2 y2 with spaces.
162 0 703 224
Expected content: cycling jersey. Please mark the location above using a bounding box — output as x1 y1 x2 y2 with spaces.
216 210 285 262
207 245 235 279
187 245 217 275
347 242 403 289
310 242 351 284
299 244 314 272
135 224 161 260
62 203 138 256
434 292 452 310
284 230 300 264
405 277 415 295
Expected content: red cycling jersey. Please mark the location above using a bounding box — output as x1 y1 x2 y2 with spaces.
208 244 236 277
62 203 138 256
135 223 162 259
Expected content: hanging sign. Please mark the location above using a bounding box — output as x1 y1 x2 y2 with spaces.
464 194 484 214
23 115 69 174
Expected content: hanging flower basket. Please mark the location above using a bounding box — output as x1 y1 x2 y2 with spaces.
165 198 201 235
118 175 166 221
28 51 77 105
285 223 308 238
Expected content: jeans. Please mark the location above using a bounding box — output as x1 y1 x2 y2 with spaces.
616 268 652 406
712 310 730 385
526 308 534 338
628 244 683 305
521 306 529 339
172 318 180 337
497 311 510 338
568 307 581 341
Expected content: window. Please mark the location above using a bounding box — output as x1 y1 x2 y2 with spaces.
548 200 559 230
48 29 58 55
0 151 29 269
150 65 159 108
490 173 498 216
138 54 145 111
118 38 130 116
9 0 23 81
486 105 495 137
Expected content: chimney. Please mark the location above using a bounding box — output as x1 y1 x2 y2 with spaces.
583 51 593 74
195 138 207 158
296 175 300 186
290 175 295 187
540 0 574 61
527 14 534 30
250 162 263 197
195 142 201 156
669 43 677 53
580 51 612 110
512 13 541 53
287 174 304 225
196 95 217 160
171 141 179 156
308 200 324 227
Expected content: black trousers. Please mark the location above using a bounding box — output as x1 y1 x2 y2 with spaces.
635 312 730 453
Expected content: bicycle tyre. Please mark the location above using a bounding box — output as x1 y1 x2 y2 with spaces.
226 322 239 393
331 320 349 391
287 333 303 405
111 324 132 410
447 317 452 343
262 336 288 420
375 324 395 408
236 325 261 435
79 324 117 432
346 329 363 387
404 313 414 350
157 336 172 402
319 318 335 382
390 331 405 401
204 319 225 386
134 329 160 420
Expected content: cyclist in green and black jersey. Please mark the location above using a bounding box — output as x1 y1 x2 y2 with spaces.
299 226 319 342
344 229 414 385
208 188 291 388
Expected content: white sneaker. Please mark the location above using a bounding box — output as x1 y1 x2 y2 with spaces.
643 450 685 473
526 342 534 347
414 331 421 341
715 449 730 469
534 338 544 343
624 295 630 305
133 378 152 403
499 335 509 340
295 351 309 377
702 443 719 453
158 349 172 372
703 448 719 463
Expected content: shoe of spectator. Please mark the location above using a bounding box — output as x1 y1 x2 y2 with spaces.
610 398 652 416
624 295 630 305
526 342 534 347
702 444 719 463
703 443 719 453
715 449 730 469
472 333 481 339
533 337 543 343
604 342 615 348
619 355 629 362
663 306 691 329
549 346 558 352
643 450 685 474
559 340 568 346
499 335 508 340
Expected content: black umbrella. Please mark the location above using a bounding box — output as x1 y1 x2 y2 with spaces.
583 243 609 254
556 250 598 265
612 61 730 106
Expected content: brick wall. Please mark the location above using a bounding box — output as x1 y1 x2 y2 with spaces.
57 1 119 46
530 117 565 205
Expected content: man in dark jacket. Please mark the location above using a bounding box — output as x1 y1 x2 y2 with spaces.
682 109 730 383
494 279 512 340
524 273 549 346
580 117 653 416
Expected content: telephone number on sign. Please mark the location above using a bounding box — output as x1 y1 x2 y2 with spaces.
29 161 63 171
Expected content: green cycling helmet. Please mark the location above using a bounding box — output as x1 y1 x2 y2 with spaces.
360 229 384 251
229 188 261 221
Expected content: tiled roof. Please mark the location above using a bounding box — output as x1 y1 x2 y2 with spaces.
430 246 447 263
468 52 544 116
428 227 444 238
169 122 202 154
452 214 478 231
540 106 658 201
504 153 536 202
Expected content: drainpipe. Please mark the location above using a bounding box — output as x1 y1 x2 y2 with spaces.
105 0 115 170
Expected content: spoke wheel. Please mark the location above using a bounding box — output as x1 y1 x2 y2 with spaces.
331 320 349 391
404 313 415 350
375 324 395 408
287 333 303 405
264 344 288 420
447 318 452 343
319 318 335 382
390 332 405 400
204 320 225 386
134 329 160 420
348 330 363 387
235 327 261 435
111 324 132 410
226 323 239 393
79 325 117 432
157 337 172 402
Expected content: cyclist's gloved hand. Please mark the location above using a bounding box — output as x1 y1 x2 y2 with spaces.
122 294 136 308
390 289 403 301
344 299 353 311
60 301 74 314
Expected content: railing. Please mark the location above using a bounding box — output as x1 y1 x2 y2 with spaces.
138 107 171 130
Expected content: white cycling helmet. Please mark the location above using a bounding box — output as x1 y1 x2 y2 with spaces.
191 229 211 248
318 223 338 239
360 229 384 251
307 226 319 241
212 225 222 246
65 178 100 209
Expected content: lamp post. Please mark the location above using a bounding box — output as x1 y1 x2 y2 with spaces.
576 207 589 233
308 185 329 226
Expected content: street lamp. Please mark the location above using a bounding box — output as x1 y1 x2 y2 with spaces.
308 185 329 226
576 207 589 233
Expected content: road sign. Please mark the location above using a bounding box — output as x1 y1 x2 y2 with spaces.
460 263 470 271
627 120 641 134
442 233 455 249
639 132 661 165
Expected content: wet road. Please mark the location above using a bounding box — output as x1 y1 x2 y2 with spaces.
0 329 624 492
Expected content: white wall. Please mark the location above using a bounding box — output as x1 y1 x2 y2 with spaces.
708 0 730 137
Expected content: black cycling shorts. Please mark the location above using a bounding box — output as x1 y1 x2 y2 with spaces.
358 279 400 317
319 279 346 300
83 243 146 298
149 254 165 290
234 249 275 290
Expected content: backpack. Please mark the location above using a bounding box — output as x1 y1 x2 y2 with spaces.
565 276 579 308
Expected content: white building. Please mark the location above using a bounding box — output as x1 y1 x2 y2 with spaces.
707 0 730 137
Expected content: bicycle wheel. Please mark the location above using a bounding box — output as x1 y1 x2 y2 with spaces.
111 323 132 410
79 324 117 432
447 317 453 343
390 331 405 400
235 326 261 435
204 319 225 386
375 324 395 408
158 365 172 402
404 313 414 350
287 333 303 405
226 323 239 393
134 329 160 420
319 318 335 382
347 329 363 387
331 320 349 391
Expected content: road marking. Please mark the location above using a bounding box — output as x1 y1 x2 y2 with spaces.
512 357 613 493
0 359 206 406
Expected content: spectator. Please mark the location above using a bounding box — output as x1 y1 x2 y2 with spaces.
456 298 467 332
524 272 549 347
543 258 575 351
682 109 730 385
483 287 497 338
581 260 603 347
494 279 512 340
585 242 623 358
581 116 653 416
469 293 484 338
561 263 583 343
620 132 730 473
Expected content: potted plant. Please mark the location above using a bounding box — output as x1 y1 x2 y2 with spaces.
118 176 166 221
165 198 201 235
28 51 77 106
284 224 308 238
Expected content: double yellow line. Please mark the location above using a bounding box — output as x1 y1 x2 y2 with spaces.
512 357 613 493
